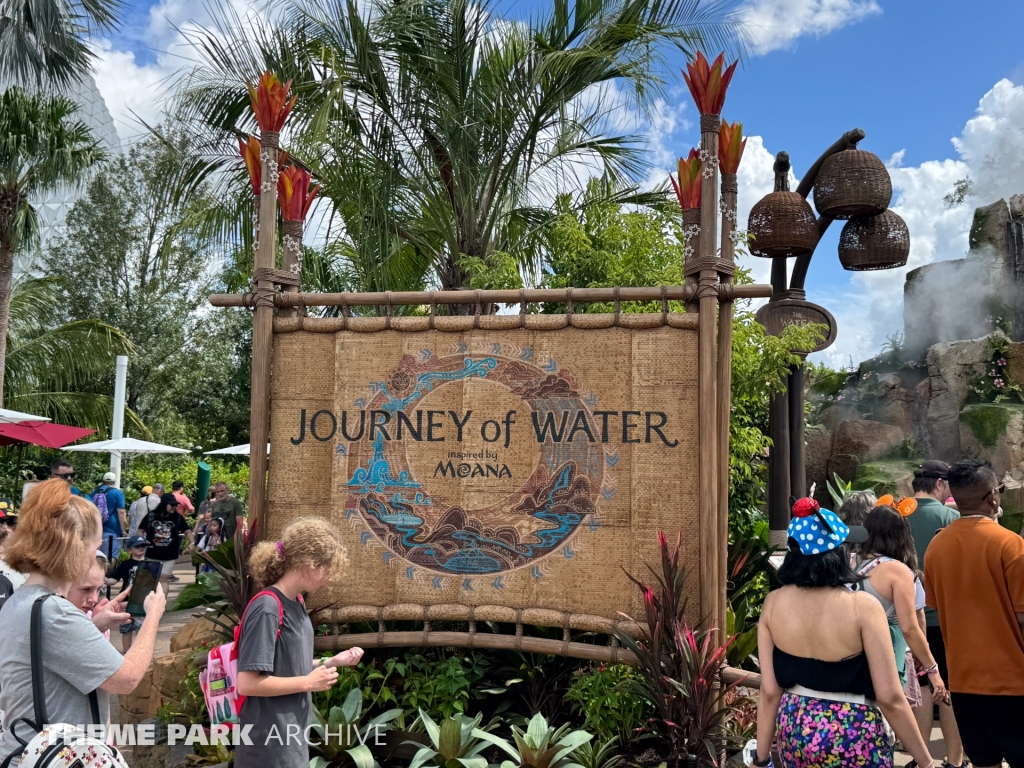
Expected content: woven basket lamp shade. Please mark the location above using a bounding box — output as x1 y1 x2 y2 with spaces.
838 210 911 271
813 149 892 219
748 191 819 258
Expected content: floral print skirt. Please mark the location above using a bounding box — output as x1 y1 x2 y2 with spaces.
777 691 893 768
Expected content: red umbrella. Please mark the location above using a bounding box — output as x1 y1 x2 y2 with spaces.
0 421 95 449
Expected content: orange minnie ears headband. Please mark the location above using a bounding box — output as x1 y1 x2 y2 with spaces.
876 494 917 517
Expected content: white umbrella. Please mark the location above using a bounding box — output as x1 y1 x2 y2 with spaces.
64 436 189 458
204 443 269 456
0 408 51 424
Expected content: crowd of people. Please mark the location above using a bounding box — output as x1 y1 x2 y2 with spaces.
0 460 359 768
2 453 1022 767
755 459 1024 768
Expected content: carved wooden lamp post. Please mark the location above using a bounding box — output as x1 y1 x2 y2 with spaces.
748 130 911 545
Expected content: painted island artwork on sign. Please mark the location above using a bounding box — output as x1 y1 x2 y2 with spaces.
268 326 700 621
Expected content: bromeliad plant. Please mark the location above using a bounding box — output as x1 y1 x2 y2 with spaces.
500 713 592 768
309 688 402 768
616 532 739 767
670 149 702 211
247 71 296 134
238 135 289 196
278 165 319 222
682 52 738 116
718 121 746 174
406 710 512 768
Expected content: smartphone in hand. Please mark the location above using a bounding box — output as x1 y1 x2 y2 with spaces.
126 560 163 616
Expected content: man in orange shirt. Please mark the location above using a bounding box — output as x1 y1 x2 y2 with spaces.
925 459 1024 768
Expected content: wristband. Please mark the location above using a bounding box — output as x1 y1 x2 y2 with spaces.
752 756 773 768
923 663 939 675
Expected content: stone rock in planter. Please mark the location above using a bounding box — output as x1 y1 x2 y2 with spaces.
120 667 155 724
926 334 1004 461
152 649 193 713
827 419 906 485
959 403 1024 476
170 616 225 653
165 742 194 768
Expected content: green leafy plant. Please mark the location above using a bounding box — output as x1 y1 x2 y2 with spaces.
406 711 513 768
564 665 649 744
155 648 210 726
309 688 402 768
399 655 474 720
826 472 853 509
571 737 625 768
724 602 758 671
500 713 592 768
186 742 232 766
967 335 1024 404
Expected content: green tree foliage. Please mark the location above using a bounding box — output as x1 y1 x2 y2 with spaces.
540 195 822 514
168 0 738 300
0 0 122 88
4 276 136 432
0 87 104 403
40 134 251 445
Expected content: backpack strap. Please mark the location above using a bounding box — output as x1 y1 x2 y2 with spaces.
30 594 50 729
235 589 288 645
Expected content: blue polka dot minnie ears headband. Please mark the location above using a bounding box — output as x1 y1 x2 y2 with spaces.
787 498 868 555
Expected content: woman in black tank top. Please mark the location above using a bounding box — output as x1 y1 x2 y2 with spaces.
751 499 934 768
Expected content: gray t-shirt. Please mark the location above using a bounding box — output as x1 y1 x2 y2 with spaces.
0 584 124 758
234 588 312 768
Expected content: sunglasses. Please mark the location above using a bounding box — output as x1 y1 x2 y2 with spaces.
983 483 1006 501
54 472 75 479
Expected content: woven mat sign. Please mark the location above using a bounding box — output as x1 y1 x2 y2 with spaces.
268 325 700 626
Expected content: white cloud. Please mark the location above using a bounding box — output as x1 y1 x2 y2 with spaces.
808 78 1024 367
739 0 882 55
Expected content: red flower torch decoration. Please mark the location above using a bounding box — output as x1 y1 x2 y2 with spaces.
683 52 738 116
248 71 297 133
670 149 702 210
718 120 746 174
239 136 290 196
278 165 320 222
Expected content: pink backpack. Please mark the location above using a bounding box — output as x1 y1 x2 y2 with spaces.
200 589 304 726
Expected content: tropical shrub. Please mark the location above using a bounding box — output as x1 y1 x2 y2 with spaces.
564 665 649 744
309 688 402 768
500 713 591 768
616 532 739 767
571 737 626 768
406 711 512 768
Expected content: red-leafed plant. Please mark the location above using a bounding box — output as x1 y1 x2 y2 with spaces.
718 121 746 175
278 165 320 222
683 52 738 116
670 149 702 211
238 135 289 196
616 532 739 767
247 71 296 133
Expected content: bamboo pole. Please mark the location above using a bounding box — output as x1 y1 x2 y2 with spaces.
717 172 738 638
248 130 280 535
280 219 302 318
192 630 763 689
209 284 773 309
697 113 721 634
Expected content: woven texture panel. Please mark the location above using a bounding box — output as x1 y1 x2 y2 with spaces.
269 327 700 626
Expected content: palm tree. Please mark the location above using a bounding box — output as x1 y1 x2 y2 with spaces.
169 0 741 303
0 86 104 403
4 275 143 433
0 0 123 88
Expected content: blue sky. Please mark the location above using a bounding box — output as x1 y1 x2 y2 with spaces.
94 0 1024 364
